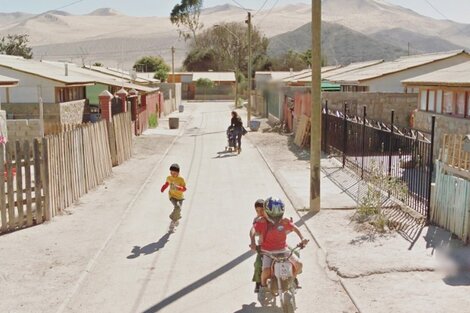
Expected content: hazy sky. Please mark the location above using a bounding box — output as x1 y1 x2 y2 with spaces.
0 0 469 24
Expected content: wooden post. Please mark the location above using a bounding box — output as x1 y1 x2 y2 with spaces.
23 141 33 226
0 144 6 232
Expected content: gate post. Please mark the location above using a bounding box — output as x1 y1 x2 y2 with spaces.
342 102 348 168
427 116 436 221
388 110 395 177
324 100 329 154
361 106 367 179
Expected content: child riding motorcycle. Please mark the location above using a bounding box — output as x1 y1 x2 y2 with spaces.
250 197 309 296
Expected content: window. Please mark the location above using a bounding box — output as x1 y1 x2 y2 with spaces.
428 90 436 112
443 91 454 114
456 92 466 116
56 86 86 103
420 90 427 111
436 90 443 113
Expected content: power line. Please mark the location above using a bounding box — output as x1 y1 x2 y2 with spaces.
255 0 270 15
423 0 448 20
255 0 280 26
230 0 249 11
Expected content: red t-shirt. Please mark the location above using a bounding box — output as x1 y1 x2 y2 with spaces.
254 218 294 251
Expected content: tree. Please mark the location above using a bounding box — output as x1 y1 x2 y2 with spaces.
183 22 270 75
170 0 204 42
93 62 103 67
133 56 170 82
0 34 33 59
270 50 309 71
195 78 214 89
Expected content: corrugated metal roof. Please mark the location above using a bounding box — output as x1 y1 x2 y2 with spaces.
192 72 236 82
84 65 150 84
322 60 384 79
402 61 470 87
44 61 159 93
0 74 18 86
0 55 95 85
328 50 468 84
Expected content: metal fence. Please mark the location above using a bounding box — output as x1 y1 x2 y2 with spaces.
322 102 436 217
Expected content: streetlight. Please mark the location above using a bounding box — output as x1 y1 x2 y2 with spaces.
214 24 241 109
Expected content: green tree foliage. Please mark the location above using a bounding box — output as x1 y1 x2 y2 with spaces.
270 50 308 71
195 78 214 89
93 62 103 67
170 0 204 42
133 56 170 82
183 22 270 75
0 34 33 59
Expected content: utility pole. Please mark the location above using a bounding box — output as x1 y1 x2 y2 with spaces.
246 12 252 127
171 46 176 110
310 0 321 213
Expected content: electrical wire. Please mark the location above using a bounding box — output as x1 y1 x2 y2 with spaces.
423 0 448 20
255 0 270 15
230 0 249 11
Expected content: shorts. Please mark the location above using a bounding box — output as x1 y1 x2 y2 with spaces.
262 253 299 269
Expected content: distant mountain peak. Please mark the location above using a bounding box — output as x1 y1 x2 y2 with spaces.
87 8 122 16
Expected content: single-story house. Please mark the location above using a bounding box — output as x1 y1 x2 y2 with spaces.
0 55 94 124
167 72 236 100
327 50 470 93
402 61 470 154
84 65 156 85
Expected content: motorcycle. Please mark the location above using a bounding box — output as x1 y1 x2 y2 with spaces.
258 243 305 313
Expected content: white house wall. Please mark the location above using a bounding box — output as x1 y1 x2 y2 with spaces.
363 54 470 93
0 67 62 103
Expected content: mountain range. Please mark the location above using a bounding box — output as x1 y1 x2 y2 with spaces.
0 0 468 69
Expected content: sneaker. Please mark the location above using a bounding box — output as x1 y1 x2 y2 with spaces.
294 278 301 289
254 282 260 293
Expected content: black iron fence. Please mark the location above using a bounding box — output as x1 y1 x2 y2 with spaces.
322 102 436 217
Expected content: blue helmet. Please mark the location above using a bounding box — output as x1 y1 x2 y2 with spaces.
264 197 285 218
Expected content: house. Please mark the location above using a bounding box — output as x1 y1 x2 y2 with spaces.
0 74 18 142
402 61 470 155
167 72 236 100
83 65 155 85
327 50 470 92
0 55 94 126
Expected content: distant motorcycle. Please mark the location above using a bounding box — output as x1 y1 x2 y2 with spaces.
258 243 305 313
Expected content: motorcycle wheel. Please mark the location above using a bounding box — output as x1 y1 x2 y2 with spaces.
282 292 295 313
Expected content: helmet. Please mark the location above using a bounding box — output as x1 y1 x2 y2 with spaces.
264 197 285 218
254 199 264 208
169 163 180 172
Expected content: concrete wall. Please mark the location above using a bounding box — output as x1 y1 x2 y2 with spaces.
321 92 418 128
0 67 58 103
1 103 60 122
7 119 43 142
362 54 470 93
415 111 470 159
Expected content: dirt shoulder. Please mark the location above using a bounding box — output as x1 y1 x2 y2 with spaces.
0 132 176 313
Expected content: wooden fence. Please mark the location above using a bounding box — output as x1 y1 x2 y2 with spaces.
108 112 132 166
0 112 133 234
45 120 113 216
440 134 470 176
432 161 470 243
0 139 48 233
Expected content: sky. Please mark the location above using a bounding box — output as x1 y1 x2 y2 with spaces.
0 0 469 24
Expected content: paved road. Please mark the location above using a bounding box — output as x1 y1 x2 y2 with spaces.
61 102 356 313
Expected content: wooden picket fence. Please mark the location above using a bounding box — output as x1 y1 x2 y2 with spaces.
0 112 133 234
440 134 470 174
44 120 113 216
0 139 48 233
108 112 133 166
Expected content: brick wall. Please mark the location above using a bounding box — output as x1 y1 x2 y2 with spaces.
321 92 418 128
7 119 43 142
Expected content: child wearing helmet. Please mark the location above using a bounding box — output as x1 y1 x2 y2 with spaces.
161 164 187 228
251 197 309 288
249 199 267 293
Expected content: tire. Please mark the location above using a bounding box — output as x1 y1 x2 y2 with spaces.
282 292 295 313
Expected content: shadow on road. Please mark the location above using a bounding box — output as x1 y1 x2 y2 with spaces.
233 302 282 313
142 250 255 312
127 232 171 259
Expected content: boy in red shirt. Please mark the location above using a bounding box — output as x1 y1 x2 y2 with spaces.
251 197 308 290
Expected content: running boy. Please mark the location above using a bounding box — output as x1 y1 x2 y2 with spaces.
249 199 266 293
161 164 187 227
